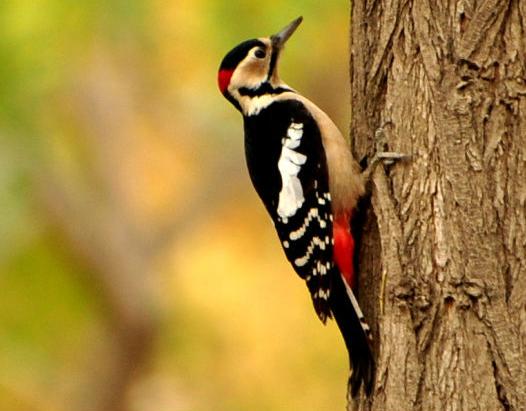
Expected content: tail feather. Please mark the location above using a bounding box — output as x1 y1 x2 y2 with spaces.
342 165 376 396
330 270 375 396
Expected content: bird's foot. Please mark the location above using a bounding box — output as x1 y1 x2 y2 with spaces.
361 126 410 181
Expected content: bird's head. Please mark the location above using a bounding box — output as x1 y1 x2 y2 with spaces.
218 17 303 112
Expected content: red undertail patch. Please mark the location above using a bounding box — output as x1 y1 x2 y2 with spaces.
333 215 355 289
218 69 234 94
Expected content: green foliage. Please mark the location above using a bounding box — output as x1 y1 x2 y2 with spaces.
0 1 350 410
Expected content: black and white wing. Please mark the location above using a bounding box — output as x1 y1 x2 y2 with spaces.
244 99 337 322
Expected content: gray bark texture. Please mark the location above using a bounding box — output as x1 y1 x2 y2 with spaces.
349 1 526 410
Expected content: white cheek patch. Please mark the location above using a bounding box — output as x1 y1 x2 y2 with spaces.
277 122 307 223
245 94 275 116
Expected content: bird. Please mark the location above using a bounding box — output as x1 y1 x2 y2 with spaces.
217 16 404 397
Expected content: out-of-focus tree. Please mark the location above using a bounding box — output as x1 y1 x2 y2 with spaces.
1 2 360 411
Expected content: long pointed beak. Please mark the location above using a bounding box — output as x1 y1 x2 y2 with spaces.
271 16 303 49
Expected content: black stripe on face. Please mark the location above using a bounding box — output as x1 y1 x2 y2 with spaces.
238 83 291 97
219 39 266 71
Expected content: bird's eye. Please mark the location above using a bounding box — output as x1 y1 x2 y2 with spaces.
255 49 266 59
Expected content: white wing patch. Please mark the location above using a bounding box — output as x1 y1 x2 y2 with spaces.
277 122 307 223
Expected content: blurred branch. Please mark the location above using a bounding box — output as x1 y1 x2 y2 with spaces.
38 170 157 411
35 47 245 411
36 54 161 411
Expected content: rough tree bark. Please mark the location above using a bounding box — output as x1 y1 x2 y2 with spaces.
349 1 526 410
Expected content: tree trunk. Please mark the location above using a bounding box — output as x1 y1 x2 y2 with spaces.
349 1 526 410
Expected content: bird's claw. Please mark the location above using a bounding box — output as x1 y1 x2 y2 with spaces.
375 151 411 165
361 126 410 181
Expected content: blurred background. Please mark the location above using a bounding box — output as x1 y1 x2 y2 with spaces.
0 1 351 410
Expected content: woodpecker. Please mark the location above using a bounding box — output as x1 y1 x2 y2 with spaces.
218 17 401 396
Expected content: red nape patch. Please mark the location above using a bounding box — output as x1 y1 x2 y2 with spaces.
218 69 234 94
333 216 356 289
